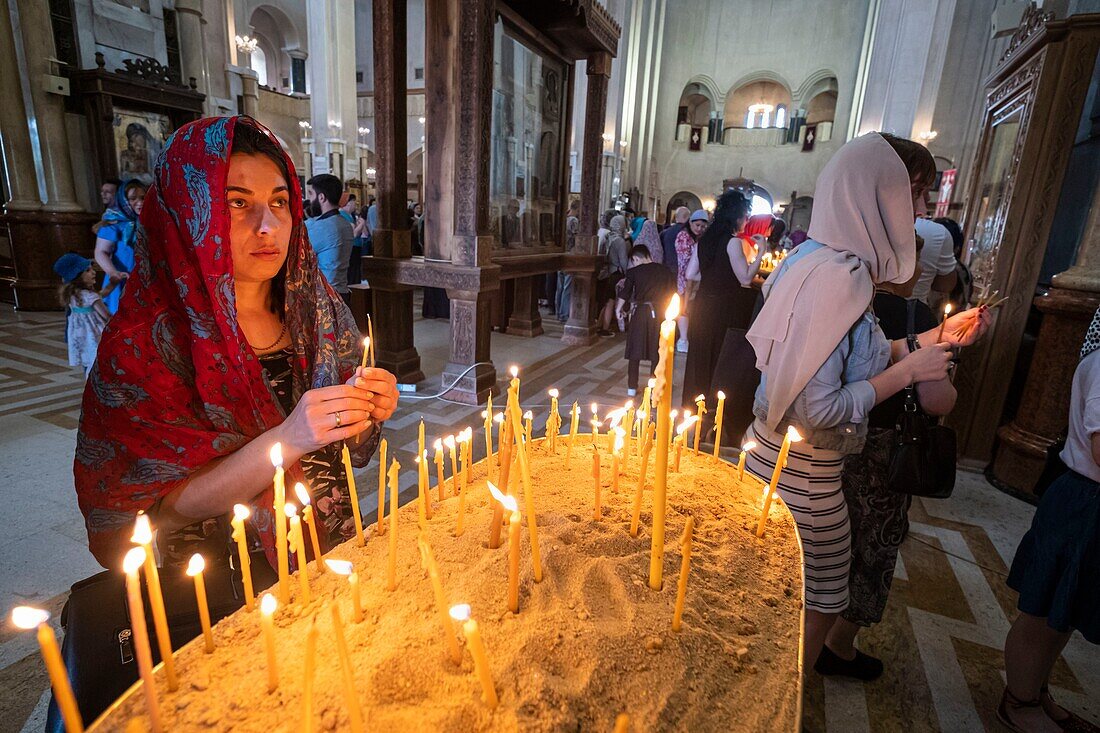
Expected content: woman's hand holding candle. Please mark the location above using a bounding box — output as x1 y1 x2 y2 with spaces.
928 305 994 348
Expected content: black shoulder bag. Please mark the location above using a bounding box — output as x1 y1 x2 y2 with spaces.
887 301 957 498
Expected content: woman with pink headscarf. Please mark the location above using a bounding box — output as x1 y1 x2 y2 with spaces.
743 133 992 671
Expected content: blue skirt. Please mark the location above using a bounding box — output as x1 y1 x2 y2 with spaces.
1007 469 1100 643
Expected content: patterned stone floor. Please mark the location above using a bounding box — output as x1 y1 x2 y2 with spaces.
1 302 1097 732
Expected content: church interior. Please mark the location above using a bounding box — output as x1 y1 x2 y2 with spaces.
2 0 1100 731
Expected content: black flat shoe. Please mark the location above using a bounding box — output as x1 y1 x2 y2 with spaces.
813 644 884 681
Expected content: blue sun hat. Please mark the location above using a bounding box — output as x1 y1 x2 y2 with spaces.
53 253 93 284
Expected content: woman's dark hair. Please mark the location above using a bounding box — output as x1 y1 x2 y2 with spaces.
697 190 750 269
879 132 937 190
231 121 293 316
768 218 787 247
933 216 965 259
630 244 651 260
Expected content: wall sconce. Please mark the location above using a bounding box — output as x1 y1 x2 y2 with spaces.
418 116 426 124
702 198 716 213
365 167 377 178
235 35 258 54
601 133 613 142
918 130 939 144
619 140 628 148
298 120 312 131
357 126 370 136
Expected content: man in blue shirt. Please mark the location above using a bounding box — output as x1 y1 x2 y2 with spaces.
661 206 689 275
304 173 354 304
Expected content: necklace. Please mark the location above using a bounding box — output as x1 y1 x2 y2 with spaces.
248 320 287 352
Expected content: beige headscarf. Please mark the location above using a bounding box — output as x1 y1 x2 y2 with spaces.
746 132 917 431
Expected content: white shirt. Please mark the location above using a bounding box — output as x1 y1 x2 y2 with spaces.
910 218 956 304
1061 349 1100 482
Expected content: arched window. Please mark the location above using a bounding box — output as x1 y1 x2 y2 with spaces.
250 45 268 87
775 104 787 129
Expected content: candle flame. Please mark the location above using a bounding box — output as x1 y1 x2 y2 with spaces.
487 482 518 513
260 593 277 616
676 415 700 435
186 553 205 577
786 426 803 443
493 412 504 424
509 365 519 378
716 390 726 400
11 606 49 629
444 435 456 449
123 546 146 575
694 394 705 403
590 402 598 415
548 388 559 398
944 303 953 316
742 440 758 452
480 410 488 418
269 442 283 468
648 378 657 389
665 293 681 320
233 503 250 521
294 483 311 506
613 428 625 453
131 513 153 545
283 502 297 518
670 409 678 421
523 411 533 420
362 336 370 352
449 603 471 622
324 559 353 576
434 438 443 451
606 407 627 428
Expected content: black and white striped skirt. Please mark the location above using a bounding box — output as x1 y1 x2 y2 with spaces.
745 419 851 614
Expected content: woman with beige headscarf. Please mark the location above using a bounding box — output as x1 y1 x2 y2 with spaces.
743 133 991 670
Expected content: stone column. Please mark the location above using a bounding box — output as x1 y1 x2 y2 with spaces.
175 0 210 98
368 0 423 384
14 0 81 212
563 52 611 346
437 0 498 403
507 276 543 337
0 0 39 211
240 71 260 118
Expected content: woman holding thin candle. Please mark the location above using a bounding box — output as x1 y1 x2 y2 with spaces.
742 133 991 670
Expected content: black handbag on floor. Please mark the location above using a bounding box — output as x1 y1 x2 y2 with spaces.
887 302 957 499
46 533 277 731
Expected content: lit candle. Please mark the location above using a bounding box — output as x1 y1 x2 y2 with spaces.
415 455 427 530
757 426 803 537
461 427 472 491
325 559 362 624
482 405 494 481
340 443 366 547
523 410 533 445
131 514 177 691
122 548 162 731
416 536 463 665
259 593 278 692
488 482 521 613
693 395 707 455
674 416 698 473
270 445 290 604
225 506 257 613
445 435 458 497
329 604 365 732
376 437 388 536
11 607 83 732
605 407 625 453
490 415 513 549
590 403 600 446
649 294 680 590
630 427 655 537
387 458 400 591
419 450 432 521
359 336 370 369
640 380 655 454
185 554 214 653
301 619 317 732
506 395 543 582
434 438 445 503
624 400 636 458
736 441 757 482
611 428 624 494
493 411 505 467
937 303 952 342
509 364 521 403
592 451 602 520
711 390 727 460
418 417 425 463
449 604 498 708
566 401 580 466
672 516 695 631
366 314 376 367
285 503 311 605
294 483 323 571
548 389 560 452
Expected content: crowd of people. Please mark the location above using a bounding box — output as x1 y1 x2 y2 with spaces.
44 116 1098 732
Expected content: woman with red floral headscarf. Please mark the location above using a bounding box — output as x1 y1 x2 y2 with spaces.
74 117 398 570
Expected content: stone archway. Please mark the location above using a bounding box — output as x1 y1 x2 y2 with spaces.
665 190 703 224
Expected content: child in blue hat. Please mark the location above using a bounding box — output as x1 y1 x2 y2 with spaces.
53 253 120 374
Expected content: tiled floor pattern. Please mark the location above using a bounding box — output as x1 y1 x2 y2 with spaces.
1 303 1097 732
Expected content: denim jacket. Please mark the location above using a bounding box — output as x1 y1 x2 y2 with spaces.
752 241 892 454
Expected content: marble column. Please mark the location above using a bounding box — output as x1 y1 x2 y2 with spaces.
240 71 260 118
563 52 611 346
175 0 210 98
0 0 39 211
507 276 543 337
306 0 357 171
14 0 81 212
367 0 423 385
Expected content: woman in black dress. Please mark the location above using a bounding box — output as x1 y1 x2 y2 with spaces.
680 190 756 410
616 244 677 395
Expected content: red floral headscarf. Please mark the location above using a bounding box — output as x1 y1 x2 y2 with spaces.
75 116 364 568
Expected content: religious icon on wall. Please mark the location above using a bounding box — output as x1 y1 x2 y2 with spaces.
935 169 957 218
113 109 170 185
802 124 818 152
689 127 703 151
